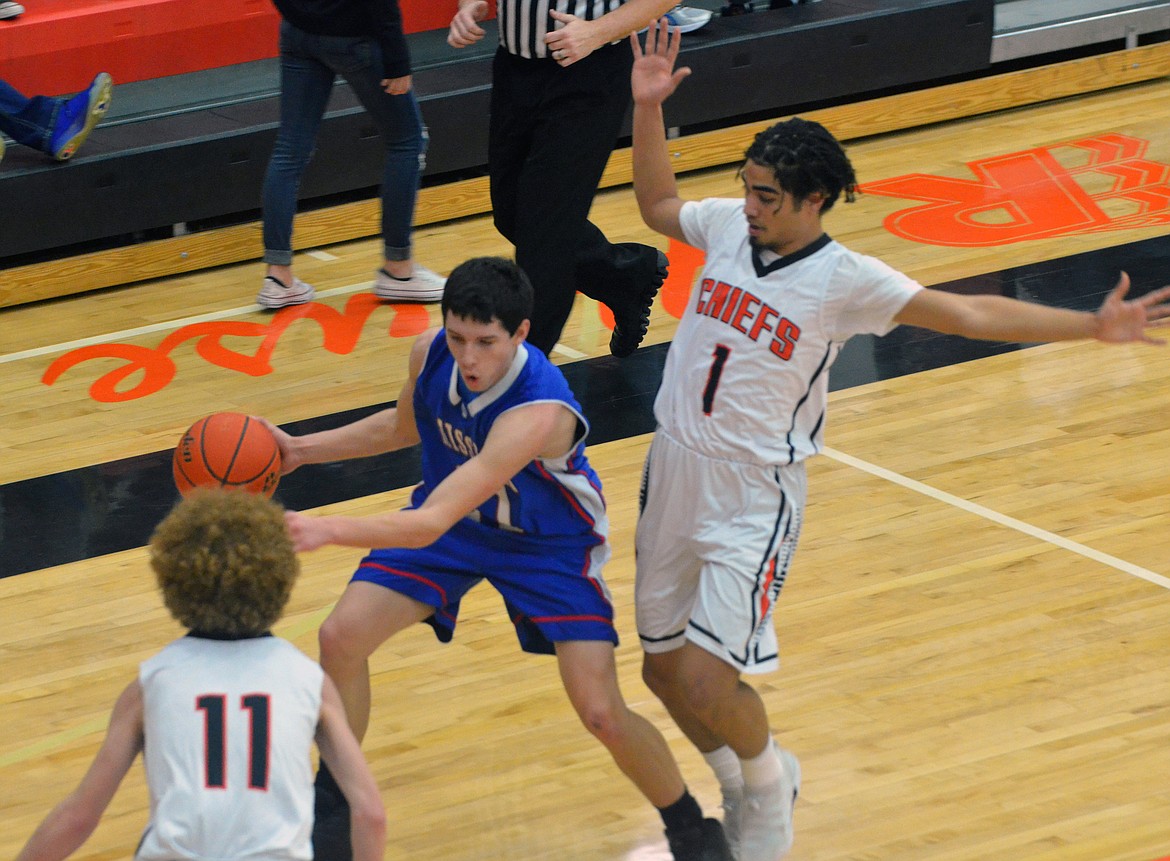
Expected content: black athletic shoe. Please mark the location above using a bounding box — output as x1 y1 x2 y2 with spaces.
312 767 352 861
609 249 668 358
666 817 735 861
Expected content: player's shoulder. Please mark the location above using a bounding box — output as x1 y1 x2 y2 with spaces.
826 242 915 287
410 327 446 376
414 327 444 358
685 196 743 228
518 342 574 393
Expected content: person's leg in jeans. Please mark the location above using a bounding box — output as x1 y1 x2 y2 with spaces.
0 74 114 162
259 21 335 307
0 78 58 151
336 41 444 301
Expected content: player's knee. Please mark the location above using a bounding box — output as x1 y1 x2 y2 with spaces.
677 666 726 722
318 615 362 671
575 700 627 746
641 654 674 700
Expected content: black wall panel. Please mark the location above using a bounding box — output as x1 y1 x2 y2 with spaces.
0 0 992 263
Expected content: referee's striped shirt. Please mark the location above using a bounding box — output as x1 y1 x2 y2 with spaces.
498 0 625 59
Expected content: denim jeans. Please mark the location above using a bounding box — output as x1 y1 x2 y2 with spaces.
0 77 63 153
261 20 427 265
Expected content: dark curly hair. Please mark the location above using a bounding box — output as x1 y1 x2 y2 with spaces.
149 489 298 637
742 117 858 213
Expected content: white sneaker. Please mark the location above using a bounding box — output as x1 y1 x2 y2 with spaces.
0 1 25 19
640 5 713 34
257 275 315 309
664 5 714 33
738 749 801 861
721 784 744 858
373 265 446 303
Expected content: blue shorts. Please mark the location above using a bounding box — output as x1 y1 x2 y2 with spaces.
352 517 616 655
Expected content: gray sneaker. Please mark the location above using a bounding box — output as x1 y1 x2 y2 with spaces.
738 748 800 861
0 1 25 19
257 275 315 309
373 265 445 302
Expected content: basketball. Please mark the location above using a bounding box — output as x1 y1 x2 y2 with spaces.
173 412 282 498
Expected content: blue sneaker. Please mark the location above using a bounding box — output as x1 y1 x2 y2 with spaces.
49 72 114 161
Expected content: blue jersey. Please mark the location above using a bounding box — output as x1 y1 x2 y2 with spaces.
410 333 608 543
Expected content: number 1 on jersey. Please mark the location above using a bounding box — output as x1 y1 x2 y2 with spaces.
702 344 731 415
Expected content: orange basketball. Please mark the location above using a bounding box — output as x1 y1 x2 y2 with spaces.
173 412 282 498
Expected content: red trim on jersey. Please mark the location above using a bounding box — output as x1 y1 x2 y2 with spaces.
757 556 778 622
529 613 615 626
360 561 450 604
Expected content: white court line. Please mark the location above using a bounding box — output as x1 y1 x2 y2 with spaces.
552 342 588 360
0 282 375 366
822 446 1170 591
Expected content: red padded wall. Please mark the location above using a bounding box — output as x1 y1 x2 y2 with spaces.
0 0 495 96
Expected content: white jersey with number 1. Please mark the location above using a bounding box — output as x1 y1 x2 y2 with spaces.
136 635 323 861
657 197 923 466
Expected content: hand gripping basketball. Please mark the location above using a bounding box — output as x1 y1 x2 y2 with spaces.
173 412 282 497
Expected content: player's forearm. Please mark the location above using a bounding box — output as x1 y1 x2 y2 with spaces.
632 100 680 231
351 810 388 861
955 295 1097 343
291 409 413 464
15 799 100 861
318 508 450 550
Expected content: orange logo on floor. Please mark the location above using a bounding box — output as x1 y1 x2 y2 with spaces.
860 134 1170 246
44 241 709 404
42 295 432 403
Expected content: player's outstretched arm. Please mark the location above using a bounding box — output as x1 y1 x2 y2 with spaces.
285 400 574 552
256 330 432 474
316 677 386 861
15 682 144 861
894 272 1170 345
631 21 690 243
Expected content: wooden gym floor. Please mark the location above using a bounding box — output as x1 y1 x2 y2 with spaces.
3 72 1170 860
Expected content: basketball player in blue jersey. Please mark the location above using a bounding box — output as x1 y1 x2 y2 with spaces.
14 490 385 861
263 256 732 861
628 22 1170 861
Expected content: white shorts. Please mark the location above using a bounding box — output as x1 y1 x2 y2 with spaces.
634 429 806 674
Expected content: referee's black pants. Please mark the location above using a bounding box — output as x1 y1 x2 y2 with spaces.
489 41 662 355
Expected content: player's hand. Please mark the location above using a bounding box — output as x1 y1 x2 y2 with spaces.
285 510 331 552
448 0 488 47
1093 272 1170 344
381 74 412 95
630 19 691 105
254 417 303 475
546 10 604 66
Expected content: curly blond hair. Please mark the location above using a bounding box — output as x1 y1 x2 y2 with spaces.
149 489 298 637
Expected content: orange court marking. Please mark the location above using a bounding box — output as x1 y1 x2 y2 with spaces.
44 242 708 405
861 134 1170 247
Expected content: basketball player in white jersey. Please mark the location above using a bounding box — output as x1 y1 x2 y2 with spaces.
629 21 1170 861
15 490 385 861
